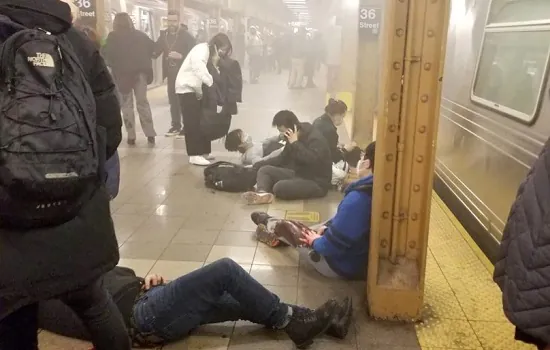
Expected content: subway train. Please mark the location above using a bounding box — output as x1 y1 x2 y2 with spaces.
434 0 550 261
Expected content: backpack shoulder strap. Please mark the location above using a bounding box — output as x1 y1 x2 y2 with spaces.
354 184 373 196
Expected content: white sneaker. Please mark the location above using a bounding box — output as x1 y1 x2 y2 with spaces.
189 156 211 166
203 154 215 161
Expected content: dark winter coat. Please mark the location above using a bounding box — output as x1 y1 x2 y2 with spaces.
154 28 196 80
0 0 122 320
218 57 243 115
104 28 156 93
313 113 344 164
494 137 550 346
254 122 332 189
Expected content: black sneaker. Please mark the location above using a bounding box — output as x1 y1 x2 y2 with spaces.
165 127 180 137
285 299 339 349
176 130 185 139
147 137 155 145
326 297 353 339
251 211 272 226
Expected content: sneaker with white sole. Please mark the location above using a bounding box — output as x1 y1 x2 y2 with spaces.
203 154 215 161
165 127 180 137
176 130 186 139
242 192 275 205
189 156 211 166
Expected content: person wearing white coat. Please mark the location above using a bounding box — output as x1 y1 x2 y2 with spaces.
175 33 232 166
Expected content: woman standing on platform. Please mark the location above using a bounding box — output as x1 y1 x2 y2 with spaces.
175 33 233 166
494 132 550 350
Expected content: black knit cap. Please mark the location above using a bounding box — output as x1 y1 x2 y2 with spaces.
0 0 72 33
0 0 71 23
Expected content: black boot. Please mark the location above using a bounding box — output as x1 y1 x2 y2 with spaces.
251 211 272 226
284 299 339 349
326 297 353 339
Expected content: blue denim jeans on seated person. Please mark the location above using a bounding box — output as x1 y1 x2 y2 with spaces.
132 258 289 342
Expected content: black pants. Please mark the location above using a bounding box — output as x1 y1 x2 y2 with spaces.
256 166 327 200
167 75 182 130
179 93 211 156
0 280 130 350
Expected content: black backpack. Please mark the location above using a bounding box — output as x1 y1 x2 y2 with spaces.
204 161 257 192
0 26 100 228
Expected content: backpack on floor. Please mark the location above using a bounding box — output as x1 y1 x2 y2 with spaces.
0 25 100 228
204 161 257 192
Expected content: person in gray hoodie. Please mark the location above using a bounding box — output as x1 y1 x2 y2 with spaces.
225 129 284 166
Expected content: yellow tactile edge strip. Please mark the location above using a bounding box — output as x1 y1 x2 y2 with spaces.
432 193 494 274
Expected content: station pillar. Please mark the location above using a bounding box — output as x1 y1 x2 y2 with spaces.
167 0 186 22
366 0 450 320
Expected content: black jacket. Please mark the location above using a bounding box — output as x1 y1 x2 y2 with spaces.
0 0 122 319
254 123 332 189
104 28 155 91
494 136 550 345
312 113 343 164
154 28 196 80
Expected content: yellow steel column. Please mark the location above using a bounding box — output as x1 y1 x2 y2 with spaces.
335 1 359 135
366 0 450 319
354 0 383 146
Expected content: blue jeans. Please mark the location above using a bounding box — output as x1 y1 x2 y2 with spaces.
133 258 289 342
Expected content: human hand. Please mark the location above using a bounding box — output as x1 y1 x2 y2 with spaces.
196 92 203 100
144 274 165 290
168 51 183 60
284 126 298 144
300 228 322 247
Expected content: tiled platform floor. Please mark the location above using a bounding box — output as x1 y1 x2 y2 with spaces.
38 72 534 349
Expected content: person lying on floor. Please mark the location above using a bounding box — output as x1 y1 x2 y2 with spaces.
38 258 353 349
242 110 332 204
312 98 363 186
224 128 285 165
250 142 376 280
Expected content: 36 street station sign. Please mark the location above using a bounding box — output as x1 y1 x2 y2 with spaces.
76 0 97 27
359 7 381 38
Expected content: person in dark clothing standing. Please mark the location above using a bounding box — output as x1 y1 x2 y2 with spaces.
242 110 332 204
154 12 196 137
104 12 157 146
0 1 129 349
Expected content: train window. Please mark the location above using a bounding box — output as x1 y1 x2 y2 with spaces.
472 30 550 122
472 0 550 123
488 0 550 24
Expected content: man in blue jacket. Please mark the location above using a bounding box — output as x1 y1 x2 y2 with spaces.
250 142 375 280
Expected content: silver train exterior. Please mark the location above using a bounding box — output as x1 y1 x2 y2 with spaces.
435 0 550 261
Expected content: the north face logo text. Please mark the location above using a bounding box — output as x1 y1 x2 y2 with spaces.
27 53 55 68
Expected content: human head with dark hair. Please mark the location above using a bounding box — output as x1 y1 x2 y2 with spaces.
209 32 233 64
113 12 134 32
272 110 300 139
75 23 101 49
324 98 348 126
357 141 376 177
225 129 252 153
167 10 179 33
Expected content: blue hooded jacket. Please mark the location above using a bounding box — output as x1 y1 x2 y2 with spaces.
312 175 373 279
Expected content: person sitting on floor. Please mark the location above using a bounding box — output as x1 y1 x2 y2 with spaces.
38 258 353 349
250 142 376 280
312 99 363 186
225 128 284 165
242 110 332 204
